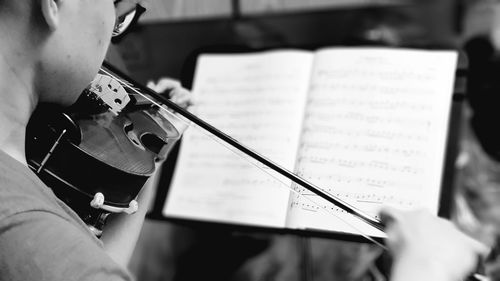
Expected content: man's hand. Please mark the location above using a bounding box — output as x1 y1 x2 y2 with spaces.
147 77 193 134
380 207 490 281
147 78 192 109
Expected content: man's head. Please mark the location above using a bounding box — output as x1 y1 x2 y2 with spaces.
0 0 144 106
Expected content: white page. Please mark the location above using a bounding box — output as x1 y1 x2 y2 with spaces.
163 50 314 227
286 48 458 237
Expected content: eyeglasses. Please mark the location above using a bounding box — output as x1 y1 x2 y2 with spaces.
112 2 146 43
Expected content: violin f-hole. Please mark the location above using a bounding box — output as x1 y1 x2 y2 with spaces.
140 133 168 156
123 122 145 150
123 122 168 157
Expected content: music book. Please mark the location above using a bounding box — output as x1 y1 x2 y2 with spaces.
161 47 459 238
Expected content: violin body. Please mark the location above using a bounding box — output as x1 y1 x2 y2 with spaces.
25 64 181 236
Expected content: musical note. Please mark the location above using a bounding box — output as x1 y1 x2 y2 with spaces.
286 48 456 236
162 48 457 238
164 50 315 227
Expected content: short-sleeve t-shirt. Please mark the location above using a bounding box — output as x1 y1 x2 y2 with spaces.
0 150 132 281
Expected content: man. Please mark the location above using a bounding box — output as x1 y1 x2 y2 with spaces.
0 0 169 280
0 0 490 280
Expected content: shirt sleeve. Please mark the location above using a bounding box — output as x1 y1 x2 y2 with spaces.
0 210 133 281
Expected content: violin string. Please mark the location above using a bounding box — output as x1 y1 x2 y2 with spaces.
184 116 387 249
198 136 387 249
100 67 388 250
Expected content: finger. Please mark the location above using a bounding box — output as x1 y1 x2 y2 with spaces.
170 88 193 105
171 99 192 109
155 78 181 92
378 206 405 226
169 87 189 97
146 78 182 94
171 92 192 103
146 80 158 92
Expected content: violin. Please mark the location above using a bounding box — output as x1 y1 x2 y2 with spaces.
25 64 181 236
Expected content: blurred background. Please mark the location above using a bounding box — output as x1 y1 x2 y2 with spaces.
112 0 460 82
104 0 500 280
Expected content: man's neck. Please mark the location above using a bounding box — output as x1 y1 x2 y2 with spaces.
0 26 37 165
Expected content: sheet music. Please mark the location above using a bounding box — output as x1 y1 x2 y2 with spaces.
163 51 314 227
286 48 458 237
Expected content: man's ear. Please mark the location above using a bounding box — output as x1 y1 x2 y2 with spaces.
39 0 59 30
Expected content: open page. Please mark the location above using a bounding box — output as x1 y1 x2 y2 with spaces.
163 50 314 227
286 48 458 237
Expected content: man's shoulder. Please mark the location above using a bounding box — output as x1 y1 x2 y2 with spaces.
0 150 64 220
0 152 134 281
